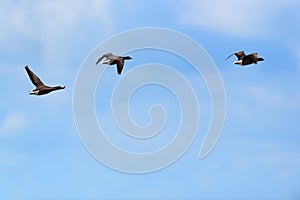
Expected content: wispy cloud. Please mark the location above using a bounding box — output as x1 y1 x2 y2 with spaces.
0 0 114 68
246 83 300 111
0 113 27 135
179 0 299 38
0 0 113 40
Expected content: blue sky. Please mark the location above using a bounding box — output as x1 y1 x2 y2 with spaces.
1 0 300 199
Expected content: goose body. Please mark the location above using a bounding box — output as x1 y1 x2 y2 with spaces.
226 51 264 66
25 66 65 96
96 53 132 75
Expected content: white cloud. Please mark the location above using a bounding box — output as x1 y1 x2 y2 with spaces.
0 0 113 39
0 113 27 135
0 0 114 66
261 146 300 181
246 84 300 111
179 0 299 38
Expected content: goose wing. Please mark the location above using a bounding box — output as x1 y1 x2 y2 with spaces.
96 53 114 65
96 55 106 65
225 51 245 60
248 52 258 59
116 59 124 75
225 53 235 61
25 66 44 87
246 53 258 64
235 51 246 60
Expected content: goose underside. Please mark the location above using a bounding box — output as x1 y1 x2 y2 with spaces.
233 60 243 65
29 86 64 95
29 90 40 95
29 89 52 95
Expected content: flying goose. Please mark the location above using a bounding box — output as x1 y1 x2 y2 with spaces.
226 51 264 66
96 53 132 75
25 65 65 96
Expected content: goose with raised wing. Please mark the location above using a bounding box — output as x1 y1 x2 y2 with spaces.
226 51 264 66
25 65 65 96
96 53 132 75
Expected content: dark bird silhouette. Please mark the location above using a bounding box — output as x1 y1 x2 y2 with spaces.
226 51 264 66
96 53 132 75
25 65 65 96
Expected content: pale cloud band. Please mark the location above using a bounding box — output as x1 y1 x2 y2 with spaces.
179 0 299 38
0 113 27 135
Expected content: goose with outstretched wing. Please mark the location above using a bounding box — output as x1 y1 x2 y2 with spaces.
96 53 132 75
226 51 264 66
25 66 65 96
